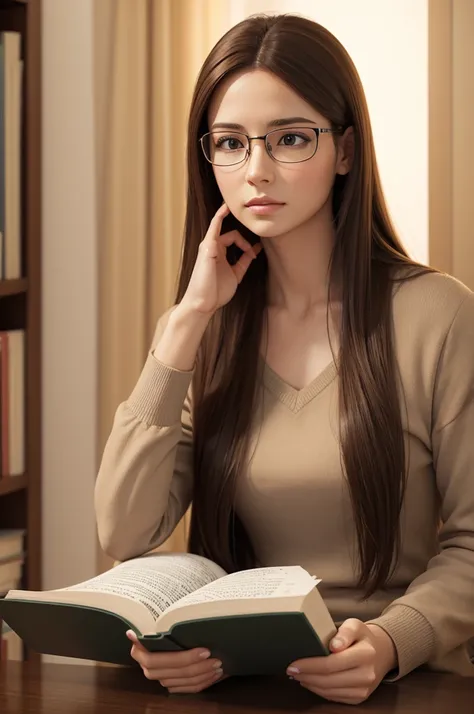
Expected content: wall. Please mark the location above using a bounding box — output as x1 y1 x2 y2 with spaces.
452 0 474 290
228 0 429 264
42 0 98 624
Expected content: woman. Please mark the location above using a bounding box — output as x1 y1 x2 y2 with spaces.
95 13 474 704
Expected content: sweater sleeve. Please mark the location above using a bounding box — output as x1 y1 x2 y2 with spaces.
367 291 474 679
94 310 194 562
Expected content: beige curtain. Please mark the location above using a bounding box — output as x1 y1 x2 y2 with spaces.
93 0 228 572
428 0 474 289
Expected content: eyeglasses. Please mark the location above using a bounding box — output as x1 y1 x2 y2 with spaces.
199 127 341 166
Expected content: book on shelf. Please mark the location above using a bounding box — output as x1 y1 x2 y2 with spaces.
0 555 23 594
0 529 24 595
0 329 25 478
0 31 23 280
0 529 24 563
0 529 24 662
0 552 337 675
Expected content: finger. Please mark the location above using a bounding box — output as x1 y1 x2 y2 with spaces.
232 251 255 284
330 618 366 651
200 238 220 260
213 202 230 220
288 641 371 676
198 204 231 256
126 630 211 669
289 619 366 670
168 671 225 695
131 647 219 677
126 630 151 651
141 658 222 681
161 667 223 689
218 230 257 256
208 203 230 237
294 666 375 690
203 230 255 263
144 659 222 679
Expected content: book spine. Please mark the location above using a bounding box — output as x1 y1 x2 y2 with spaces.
0 34 5 279
4 32 21 280
8 330 25 475
0 332 9 477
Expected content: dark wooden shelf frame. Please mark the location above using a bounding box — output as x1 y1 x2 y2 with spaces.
0 474 28 496
0 278 27 297
0 0 41 663
0 1 28 8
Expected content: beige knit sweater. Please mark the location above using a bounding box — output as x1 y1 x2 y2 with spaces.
95 271 474 680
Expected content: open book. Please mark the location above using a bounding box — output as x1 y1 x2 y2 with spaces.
0 553 337 675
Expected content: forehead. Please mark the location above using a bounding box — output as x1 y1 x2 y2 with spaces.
207 69 325 128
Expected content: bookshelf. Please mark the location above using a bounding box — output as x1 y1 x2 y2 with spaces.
0 277 27 297
0 0 41 662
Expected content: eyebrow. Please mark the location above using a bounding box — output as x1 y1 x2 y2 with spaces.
210 117 318 131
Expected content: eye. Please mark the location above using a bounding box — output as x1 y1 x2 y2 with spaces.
277 133 310 147
215 135 245 151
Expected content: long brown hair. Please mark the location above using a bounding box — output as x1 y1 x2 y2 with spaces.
175 14 433 598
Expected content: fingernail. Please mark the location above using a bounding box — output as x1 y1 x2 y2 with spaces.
126 630 137 641
213 660 222 669
331 637 344 648
287 666 300 674
198 649 211 659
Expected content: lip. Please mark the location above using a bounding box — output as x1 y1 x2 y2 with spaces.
245 196 284 207
246 203 285 215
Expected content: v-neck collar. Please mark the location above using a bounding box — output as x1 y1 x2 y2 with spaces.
262 358 338 413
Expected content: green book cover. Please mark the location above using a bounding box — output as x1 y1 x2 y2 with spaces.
0 553 336 675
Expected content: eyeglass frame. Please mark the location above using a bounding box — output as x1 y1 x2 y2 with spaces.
199 126 343 166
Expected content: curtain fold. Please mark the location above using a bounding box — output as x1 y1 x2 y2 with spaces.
94 0 228 571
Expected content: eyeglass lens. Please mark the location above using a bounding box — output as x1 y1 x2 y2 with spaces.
202 128 318 165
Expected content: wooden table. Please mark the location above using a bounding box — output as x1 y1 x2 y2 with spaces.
1 661 474 713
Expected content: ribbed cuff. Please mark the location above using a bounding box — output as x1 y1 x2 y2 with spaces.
367 605 436 681
126 351 193 426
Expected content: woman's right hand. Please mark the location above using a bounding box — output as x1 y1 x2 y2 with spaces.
127 630 226 694
180 203 261 317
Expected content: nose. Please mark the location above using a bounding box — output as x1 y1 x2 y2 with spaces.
245 139 274 185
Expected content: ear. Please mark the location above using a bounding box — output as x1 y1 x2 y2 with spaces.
335 126 354 176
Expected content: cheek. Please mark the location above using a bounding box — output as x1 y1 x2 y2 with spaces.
285 160 334 203
213 170 241 208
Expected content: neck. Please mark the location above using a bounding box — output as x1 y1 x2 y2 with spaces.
262 203 341 315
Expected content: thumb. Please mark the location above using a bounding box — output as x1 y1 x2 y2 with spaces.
329 618 364 652
126 629 147 650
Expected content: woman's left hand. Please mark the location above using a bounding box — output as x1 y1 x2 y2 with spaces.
286 619 398 705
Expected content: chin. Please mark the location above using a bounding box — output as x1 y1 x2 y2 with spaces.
244 218 300 239
235 212 285 237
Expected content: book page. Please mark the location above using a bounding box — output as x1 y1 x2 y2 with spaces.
60 553 226 622
164 565 319 613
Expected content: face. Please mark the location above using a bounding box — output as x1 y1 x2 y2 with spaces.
206 69 352 239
